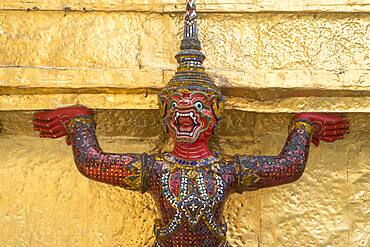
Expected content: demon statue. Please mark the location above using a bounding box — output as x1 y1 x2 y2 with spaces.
33 1 350 246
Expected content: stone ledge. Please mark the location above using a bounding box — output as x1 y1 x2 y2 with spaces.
1 93 369 113
1 67 369 112
0 94 158 111
0 67 164 92
228 96 370 113
0 1 368 13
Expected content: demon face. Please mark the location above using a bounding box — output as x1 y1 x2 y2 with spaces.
160 91 219 143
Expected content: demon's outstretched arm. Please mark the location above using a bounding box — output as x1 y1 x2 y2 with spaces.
234 113 350 192
33 106 147 192
67 115 147 191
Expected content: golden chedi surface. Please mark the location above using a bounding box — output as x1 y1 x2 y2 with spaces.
0 0 369 246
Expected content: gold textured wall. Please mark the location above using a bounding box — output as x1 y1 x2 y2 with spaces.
0 1 369 246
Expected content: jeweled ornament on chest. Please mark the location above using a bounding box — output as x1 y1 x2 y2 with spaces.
167 169 217 198
161 167 225 228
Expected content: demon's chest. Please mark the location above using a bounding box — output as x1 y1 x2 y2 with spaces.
162 167 225 225
150 154 236 239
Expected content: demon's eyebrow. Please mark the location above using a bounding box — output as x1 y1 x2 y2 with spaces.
190 92 211 101
167 92 184 101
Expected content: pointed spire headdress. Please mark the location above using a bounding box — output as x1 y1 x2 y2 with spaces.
161 0 223 99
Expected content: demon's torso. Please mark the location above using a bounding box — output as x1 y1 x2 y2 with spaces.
145 153 238 247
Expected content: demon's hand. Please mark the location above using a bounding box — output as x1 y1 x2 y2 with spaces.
33 106 93 144
294 112 350 147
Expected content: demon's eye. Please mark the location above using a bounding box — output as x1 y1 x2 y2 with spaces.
194 102 203 110
171 102 177 109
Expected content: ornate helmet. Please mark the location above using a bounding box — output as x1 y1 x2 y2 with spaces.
159 0 224 122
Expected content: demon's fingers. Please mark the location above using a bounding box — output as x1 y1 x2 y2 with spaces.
33 124 66 133
34 110 60 121
324 122 350 131
33 116 69 128
323 129 350 136
39 131 66 139
323 117 349 126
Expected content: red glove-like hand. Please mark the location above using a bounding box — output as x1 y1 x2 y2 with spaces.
294 112 350 147
33 106 93 145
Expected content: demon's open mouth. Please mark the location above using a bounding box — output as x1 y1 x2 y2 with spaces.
174 111 200 137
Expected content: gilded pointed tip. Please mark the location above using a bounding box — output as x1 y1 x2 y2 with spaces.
176 0 205 69
181 0 201 49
